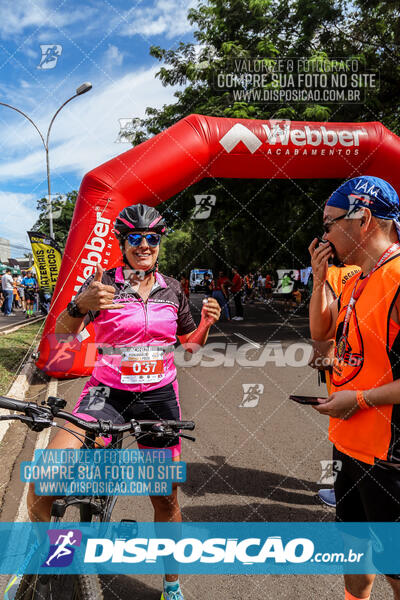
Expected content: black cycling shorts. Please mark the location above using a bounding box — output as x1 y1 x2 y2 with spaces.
24 289 35 302
73 378 181 456
334 446 400 579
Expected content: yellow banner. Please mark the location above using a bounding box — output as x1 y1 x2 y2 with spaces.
28 232 62 292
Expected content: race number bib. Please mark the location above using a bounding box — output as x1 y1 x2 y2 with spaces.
120 347 165 384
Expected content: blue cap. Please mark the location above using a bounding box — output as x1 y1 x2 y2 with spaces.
326 176 400 221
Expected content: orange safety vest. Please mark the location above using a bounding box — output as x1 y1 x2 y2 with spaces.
324 265 361 394
330 255 400 465
326 264 361 299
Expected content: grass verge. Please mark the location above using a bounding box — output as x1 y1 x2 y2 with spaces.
0 322 43 395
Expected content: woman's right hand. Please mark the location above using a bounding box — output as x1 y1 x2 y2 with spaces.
76 264 126 313
308 238 333 286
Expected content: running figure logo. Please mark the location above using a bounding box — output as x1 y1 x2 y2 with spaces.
42 529 82 567
239 384 264 408
192 195 216 220
115 118 140 143
318 460 342 485
37 45 62 70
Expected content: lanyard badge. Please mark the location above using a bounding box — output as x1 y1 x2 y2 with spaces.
336 243 400 361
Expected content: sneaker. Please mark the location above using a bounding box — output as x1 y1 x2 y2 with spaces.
161 580 184 600
161 591 184 600
235 316 244 321
4 574 22 599
318 488 336 508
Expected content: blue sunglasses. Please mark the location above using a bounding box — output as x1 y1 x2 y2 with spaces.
126 233 161 247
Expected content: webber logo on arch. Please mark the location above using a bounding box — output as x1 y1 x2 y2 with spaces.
219 121 366 154
73 211 112 297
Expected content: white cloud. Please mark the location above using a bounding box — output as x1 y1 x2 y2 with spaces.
103 45 124 71
0 192 38 249
0 0 94 38
0 66 181 182
120 0 196 39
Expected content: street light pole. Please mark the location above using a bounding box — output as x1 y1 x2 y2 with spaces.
0 82 92 239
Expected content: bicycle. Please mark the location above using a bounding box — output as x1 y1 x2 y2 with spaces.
0 394 195 600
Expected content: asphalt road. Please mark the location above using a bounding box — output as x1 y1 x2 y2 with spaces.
0 295 392 599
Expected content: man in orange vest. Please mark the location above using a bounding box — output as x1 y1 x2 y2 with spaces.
317 262 360 508
309 175 400 600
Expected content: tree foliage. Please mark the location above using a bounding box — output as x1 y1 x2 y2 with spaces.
32 191 78 250
131 0 400 275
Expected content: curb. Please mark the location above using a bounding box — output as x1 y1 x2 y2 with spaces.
0 353 39 520
0 316 45 336
14 378 57 523
0 355 38 446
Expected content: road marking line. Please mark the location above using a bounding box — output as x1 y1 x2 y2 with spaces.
15 378 58 523
234 333 261 349
0 357 37 446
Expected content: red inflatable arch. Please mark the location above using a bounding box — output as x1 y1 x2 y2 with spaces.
36 114 400 378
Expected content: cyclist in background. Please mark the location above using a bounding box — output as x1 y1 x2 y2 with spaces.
201 273 213 297
212 270 232 320
231 266 244 321
180 274 190 299
27 204 221 600
309 176 400 600
21 270 37 318
265 272 273 303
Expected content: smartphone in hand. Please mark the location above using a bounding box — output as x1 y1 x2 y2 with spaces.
289 395 325 406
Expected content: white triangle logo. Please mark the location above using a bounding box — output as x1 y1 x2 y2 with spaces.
219 123 263 154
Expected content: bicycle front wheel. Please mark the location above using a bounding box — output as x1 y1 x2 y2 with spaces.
15 572 104 600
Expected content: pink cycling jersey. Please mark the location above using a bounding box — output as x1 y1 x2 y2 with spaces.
76 267 196 392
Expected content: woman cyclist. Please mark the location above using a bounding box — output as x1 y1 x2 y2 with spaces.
26 204 221 600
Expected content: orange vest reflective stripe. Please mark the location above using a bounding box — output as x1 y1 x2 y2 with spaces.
326 264 361 299
330 255 400 465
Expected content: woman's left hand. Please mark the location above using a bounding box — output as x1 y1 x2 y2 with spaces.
313 390 360 419
201 297 221 325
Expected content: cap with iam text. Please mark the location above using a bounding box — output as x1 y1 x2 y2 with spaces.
326 175 400 238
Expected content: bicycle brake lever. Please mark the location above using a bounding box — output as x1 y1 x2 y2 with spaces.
20 414 52 432
179 433 196 442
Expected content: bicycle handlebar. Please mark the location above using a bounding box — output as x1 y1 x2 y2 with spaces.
0 395 195 435
0 396 32 412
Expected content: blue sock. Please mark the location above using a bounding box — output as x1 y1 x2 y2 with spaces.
164 578 180 593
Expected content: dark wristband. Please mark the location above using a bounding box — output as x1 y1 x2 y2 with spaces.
67 299 88 318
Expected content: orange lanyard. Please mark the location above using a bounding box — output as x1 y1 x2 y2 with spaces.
339 243 400 352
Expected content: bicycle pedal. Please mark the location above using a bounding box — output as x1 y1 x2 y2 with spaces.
117 519 138 538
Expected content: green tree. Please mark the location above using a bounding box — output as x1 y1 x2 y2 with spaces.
131 0 399 274
32 191 78 250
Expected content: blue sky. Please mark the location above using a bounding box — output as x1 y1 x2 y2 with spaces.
0 0 196 256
